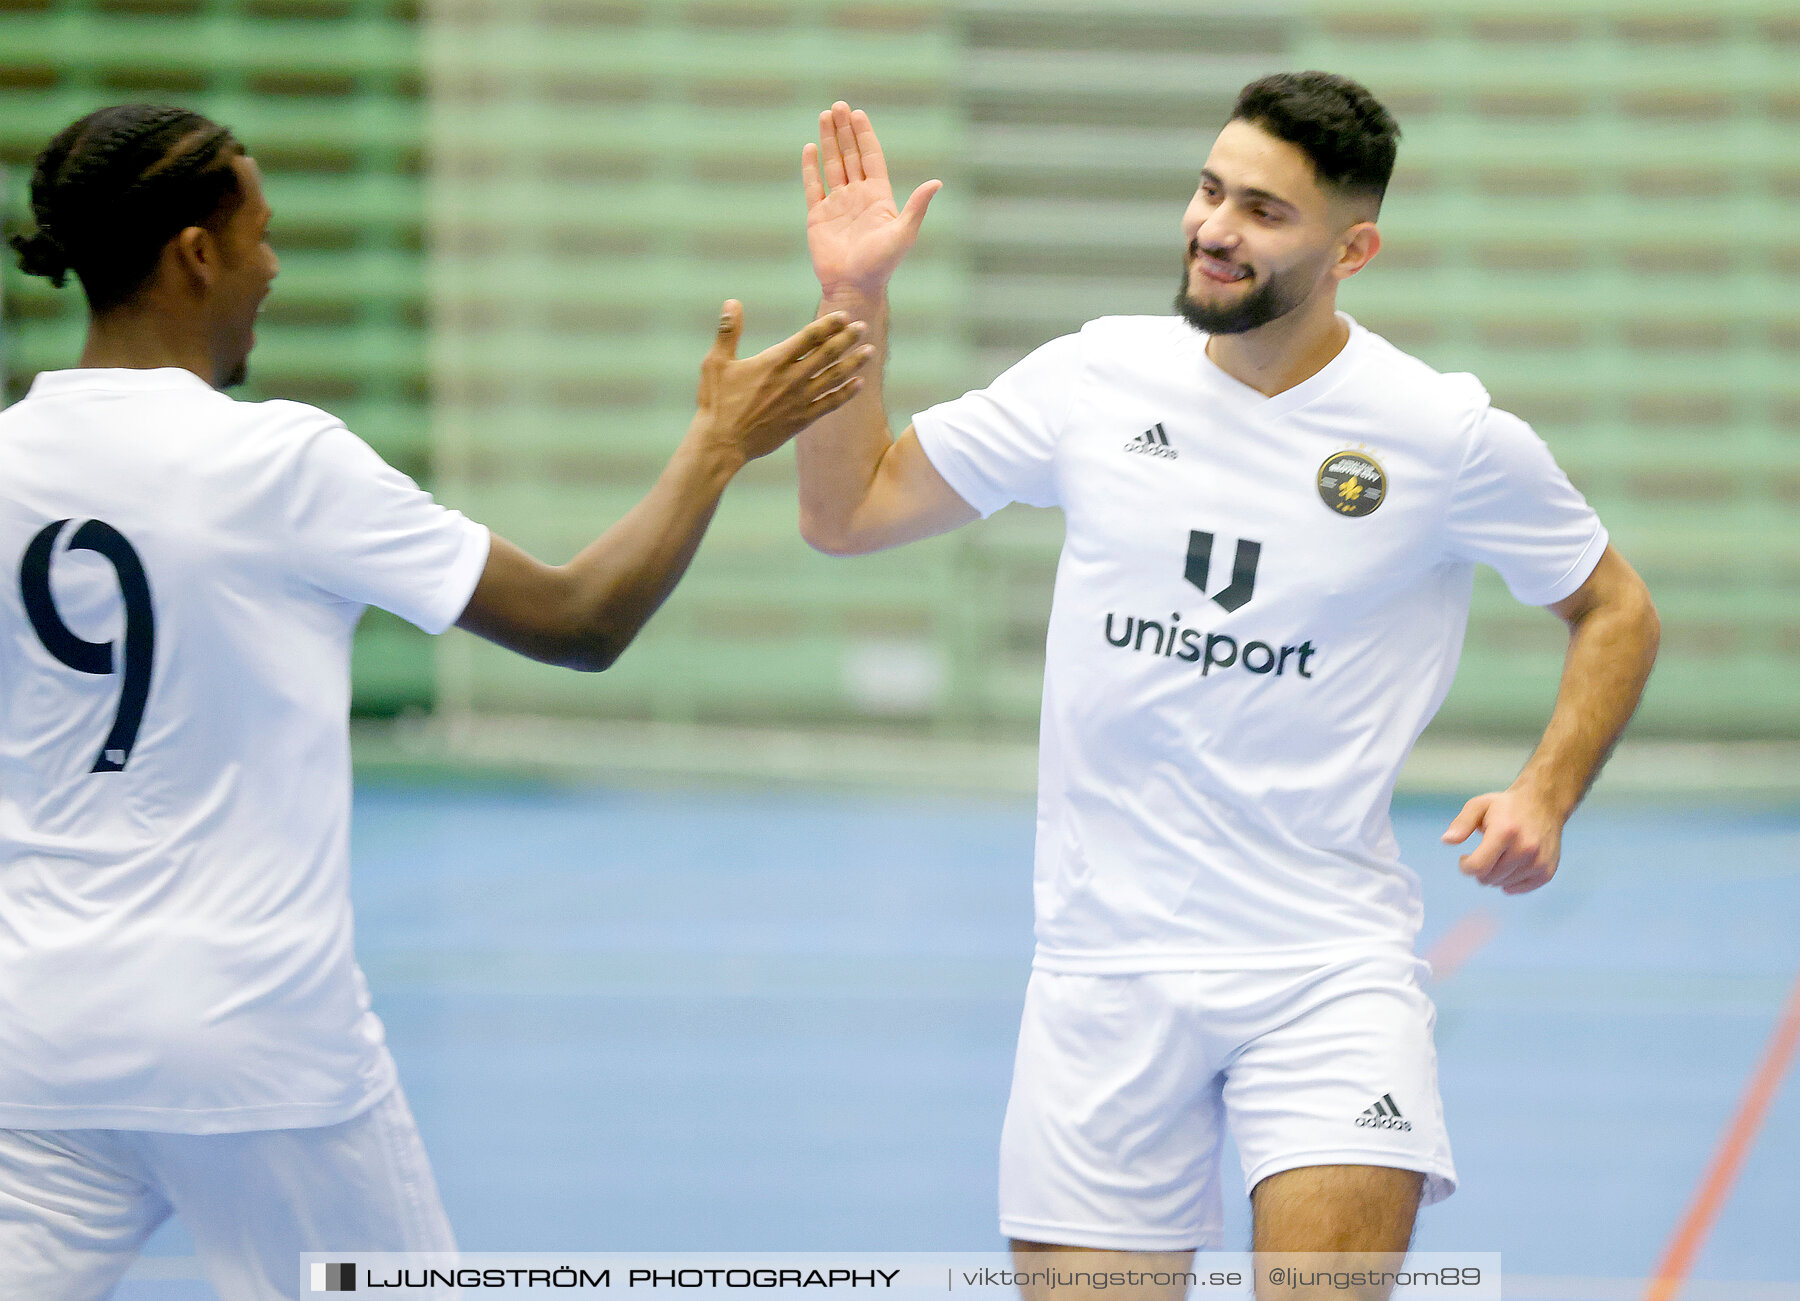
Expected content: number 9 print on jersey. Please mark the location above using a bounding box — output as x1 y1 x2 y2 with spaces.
19 518 155 773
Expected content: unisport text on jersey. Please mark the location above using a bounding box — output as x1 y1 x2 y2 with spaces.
1103 612 1318 678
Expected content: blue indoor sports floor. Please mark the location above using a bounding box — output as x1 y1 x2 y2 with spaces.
122 783 1799 1295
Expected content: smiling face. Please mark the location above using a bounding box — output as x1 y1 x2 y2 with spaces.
1175 118 1377 336
206 154 279 388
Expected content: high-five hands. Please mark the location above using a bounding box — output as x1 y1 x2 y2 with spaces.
1441 785 1566 895
692 300 872 464
801 101 943 297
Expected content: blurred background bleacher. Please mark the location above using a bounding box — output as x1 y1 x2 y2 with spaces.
0 0 434 705
4 0 1796 791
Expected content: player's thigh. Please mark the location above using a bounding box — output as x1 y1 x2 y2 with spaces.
1222 953 1453 1248
0 1127 171 1301
1248 1164 1422 1301
1250 1162 1423 1252
1009 1239 1195 1301
147 1082 455 1300
999 970 1228 1251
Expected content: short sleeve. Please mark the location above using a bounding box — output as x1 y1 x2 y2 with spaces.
282 417 491 633
1444 407 1608 606
909 331 1084 517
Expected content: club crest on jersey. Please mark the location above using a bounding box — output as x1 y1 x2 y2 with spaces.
1317 450 1386 517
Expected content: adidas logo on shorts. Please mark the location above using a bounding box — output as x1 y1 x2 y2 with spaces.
1354 1093 1413 1132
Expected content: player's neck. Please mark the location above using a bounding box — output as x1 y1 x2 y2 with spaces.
78 307 219 388
1204 293 1349 399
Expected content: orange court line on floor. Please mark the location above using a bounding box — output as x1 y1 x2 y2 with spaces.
1423 908 1500 981
1643 961 1800 1301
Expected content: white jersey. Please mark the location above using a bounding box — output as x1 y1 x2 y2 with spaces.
914 315 1607 972
0 367 490 1132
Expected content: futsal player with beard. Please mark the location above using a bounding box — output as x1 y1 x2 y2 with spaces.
793 73 1659 1295
0 104 870 1299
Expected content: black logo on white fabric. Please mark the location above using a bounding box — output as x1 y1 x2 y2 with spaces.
1101 613 1316 678
1100 529 1318 679
1317 450 1387 517
1184 530 1260 612
1101 525 1317 680
1355 1094 1412 1131
1123 423 1178 459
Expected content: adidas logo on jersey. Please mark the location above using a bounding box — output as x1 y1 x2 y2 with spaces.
1355 1094 1412 1131
1123 423 1178 459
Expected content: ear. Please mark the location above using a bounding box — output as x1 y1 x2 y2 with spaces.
1333 220 1381 281
170 224 221 291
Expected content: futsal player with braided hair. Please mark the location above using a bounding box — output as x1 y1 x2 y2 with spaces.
0 104 870 1298
795 75 1659 1296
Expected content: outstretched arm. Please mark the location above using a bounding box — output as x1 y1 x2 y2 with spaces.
1442 546 1660 892
795 102 977 556
456 303 871 670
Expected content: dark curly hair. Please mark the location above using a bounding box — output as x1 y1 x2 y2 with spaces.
10 104 246 312
1231 72 1400 208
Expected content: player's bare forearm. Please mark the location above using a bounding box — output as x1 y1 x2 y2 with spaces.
1443 546 1658 892
796 287 898 554
543 429 740 669
794 290 978 554
459 307 869 667
1515 546 1661 818
795 102 973 555
461 426 746 671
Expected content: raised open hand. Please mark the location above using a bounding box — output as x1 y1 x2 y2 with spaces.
692 301 871 464
801 101 942 298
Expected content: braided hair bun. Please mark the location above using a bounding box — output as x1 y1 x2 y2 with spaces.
9 227 71 286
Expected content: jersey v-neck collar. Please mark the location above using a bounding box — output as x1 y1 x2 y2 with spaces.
1195 312 1366 421
27 367 215 397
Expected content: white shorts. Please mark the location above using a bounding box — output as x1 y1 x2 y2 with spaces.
998 954 1456 1251
0 1081 454 1301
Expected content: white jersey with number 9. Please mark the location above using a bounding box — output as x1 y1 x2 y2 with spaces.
0 367 490 1133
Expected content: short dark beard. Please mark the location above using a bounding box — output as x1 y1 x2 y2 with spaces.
1173 261 1306 336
